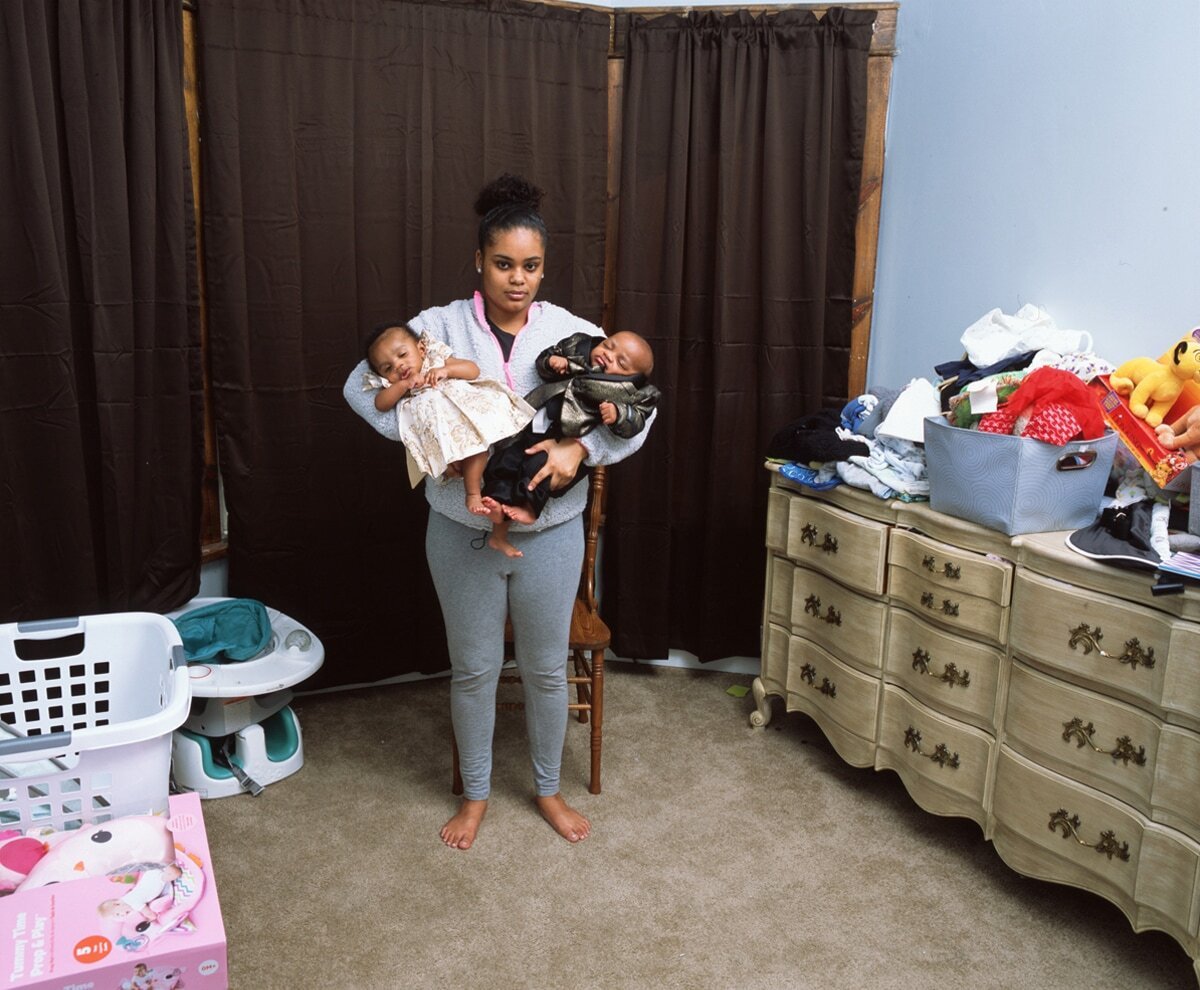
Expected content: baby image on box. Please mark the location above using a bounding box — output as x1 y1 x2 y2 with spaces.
96 854 206 953
117 961 186 989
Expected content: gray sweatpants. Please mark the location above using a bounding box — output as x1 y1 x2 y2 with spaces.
425 510 584 800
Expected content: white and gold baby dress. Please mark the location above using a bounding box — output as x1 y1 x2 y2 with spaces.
365 337 534 486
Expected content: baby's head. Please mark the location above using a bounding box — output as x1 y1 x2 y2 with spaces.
365 322 426 387
590 331 654 378
98 897 133 920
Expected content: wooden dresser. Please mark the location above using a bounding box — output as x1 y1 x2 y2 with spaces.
753 469 1200 982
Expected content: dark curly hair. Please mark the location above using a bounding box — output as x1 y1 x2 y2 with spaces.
363 321 420 366
475 173 548 252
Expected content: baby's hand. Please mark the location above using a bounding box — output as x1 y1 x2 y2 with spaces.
548 355 569 374
600 401 618 426
425 367 449 387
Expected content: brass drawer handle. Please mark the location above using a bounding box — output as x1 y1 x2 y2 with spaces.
911 648 971 688
803 594 841 626
800 523 838 555
1067 624 1156 670
799 663 837 698
922 555 961 580
1048 808 1131 861
1061 718 1147 766
920 592 960 616
903 726 960 768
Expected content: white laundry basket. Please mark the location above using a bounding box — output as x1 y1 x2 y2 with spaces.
0 612 190 831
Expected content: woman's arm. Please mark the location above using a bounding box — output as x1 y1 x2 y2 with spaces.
344 360 402 441
579 407 658 467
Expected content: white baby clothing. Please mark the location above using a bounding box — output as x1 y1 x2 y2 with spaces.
366 338 534 485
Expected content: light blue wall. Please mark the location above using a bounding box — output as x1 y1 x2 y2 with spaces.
869 0 1200 385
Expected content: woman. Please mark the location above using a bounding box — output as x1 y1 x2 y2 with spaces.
343 174 654 849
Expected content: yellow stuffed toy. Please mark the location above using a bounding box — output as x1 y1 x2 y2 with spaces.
1109 339 1200 427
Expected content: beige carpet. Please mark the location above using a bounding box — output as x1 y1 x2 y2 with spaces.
198 664 1196 989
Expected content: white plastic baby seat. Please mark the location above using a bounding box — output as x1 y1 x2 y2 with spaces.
165 597 324 699
164 597 323 798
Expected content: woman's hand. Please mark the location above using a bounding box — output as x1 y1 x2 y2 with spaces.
526 437 587 492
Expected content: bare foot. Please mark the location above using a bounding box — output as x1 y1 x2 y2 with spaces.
501 503 537 525
488 532 523 558
440 798 487 849
465 490 487 515
535 793 591 843
477 496 505 524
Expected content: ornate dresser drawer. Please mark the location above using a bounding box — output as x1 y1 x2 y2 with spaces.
781 565 887 674
991 747 1200 950
883 607 1003 731
783 638 881 763
766 486 889 595
888 529 1011 644
1011 569 1200 723
1005 661 1200 843
1004 660 1161 816
889 528 1013 605
757 622 880 767
875 684 993 827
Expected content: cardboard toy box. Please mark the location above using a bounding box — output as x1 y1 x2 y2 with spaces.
1088 329 1200 493
1088 374 1194 492
2 792 227 990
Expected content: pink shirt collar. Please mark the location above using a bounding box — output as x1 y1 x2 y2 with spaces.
472 291 542 336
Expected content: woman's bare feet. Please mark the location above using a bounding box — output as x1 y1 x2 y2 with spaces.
440 798 487 849
535 793 591 843
501 503 537 525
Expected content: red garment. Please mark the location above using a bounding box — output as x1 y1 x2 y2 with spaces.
1002 367 1107 441
978 409 1017 434
1022 405 1083 445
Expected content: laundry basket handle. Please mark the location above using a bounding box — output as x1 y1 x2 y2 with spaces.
16 617 80 634
0 730 72 759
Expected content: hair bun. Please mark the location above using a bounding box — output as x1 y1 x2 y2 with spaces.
474 173 544 218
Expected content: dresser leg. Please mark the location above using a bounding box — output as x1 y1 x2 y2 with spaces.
750 676 774 728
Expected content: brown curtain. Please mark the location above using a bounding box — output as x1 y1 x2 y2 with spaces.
0 0 202 622
607 8 874 661
197 0 610 688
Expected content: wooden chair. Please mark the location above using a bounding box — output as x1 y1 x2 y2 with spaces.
452 465 609 796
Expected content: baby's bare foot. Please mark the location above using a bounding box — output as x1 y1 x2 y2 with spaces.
488 533 523 558
535 793 591 843
440 798 487 850
477 496 506 524
465 491 487 515
501 503 537 525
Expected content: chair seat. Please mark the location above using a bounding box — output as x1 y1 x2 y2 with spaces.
570 597 610 651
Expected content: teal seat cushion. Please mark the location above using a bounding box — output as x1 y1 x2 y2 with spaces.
173 599 272 663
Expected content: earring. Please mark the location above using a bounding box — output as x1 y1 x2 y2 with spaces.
476 267 482 274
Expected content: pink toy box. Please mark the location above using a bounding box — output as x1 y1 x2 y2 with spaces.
1 792 227 990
